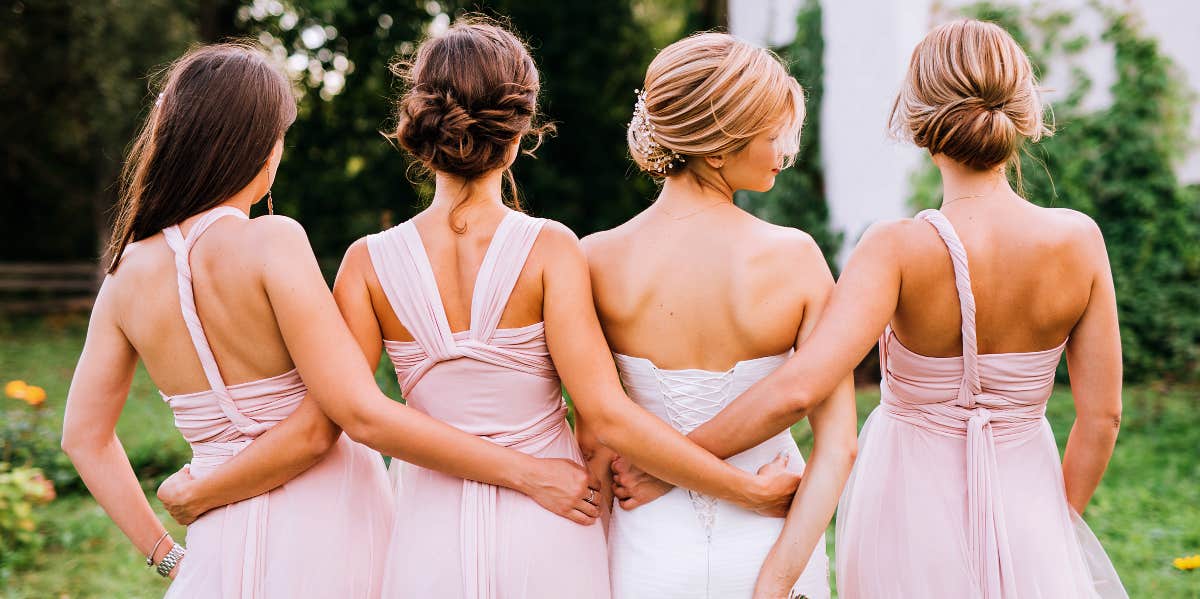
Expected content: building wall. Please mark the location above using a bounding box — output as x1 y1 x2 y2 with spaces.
730 0 1200 263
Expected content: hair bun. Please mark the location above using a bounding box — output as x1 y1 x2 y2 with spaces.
891 19 1053 170
390 18 548 182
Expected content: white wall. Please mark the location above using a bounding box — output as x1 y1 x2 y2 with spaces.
729 0 1200 264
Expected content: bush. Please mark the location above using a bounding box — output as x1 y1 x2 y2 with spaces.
0 463 57 578
1 324 193 496
2 381 75 492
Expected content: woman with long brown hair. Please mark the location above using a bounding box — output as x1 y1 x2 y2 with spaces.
62 42 622 597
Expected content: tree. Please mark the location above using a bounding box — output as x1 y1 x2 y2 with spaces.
1 1 198 262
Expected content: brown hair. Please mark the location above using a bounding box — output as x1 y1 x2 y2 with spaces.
389 16 550 230
629 32 805 178
107 42 296 273
890 19 1052 173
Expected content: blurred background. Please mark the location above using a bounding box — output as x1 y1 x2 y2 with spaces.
1 1 1197 597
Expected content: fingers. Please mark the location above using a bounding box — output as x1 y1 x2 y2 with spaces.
576 498 601 518
564 507 598 526
617 496 643 511
613 483 631 500
757 452 790 475
611 455 629 476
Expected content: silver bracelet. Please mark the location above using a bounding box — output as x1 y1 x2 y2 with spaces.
145 531 170 567
156 542 185 577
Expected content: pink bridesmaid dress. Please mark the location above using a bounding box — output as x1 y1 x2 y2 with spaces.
835 209 1127 598
366 210 610 599
159 207 394 598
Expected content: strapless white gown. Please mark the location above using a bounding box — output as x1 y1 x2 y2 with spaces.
608 352 831 599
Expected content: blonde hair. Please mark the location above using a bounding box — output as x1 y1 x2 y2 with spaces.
891 19 1052 171
628 32 805 178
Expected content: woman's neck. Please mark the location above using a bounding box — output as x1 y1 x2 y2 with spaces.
654 171 735 217
935 156 1019 208
423 169 510 231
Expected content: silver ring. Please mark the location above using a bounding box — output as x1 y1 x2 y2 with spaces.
585 488 597 505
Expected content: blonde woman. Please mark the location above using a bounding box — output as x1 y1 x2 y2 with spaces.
687 20 1128 598
584 33 857 599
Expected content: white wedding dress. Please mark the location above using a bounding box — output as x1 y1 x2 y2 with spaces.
608 352 831 599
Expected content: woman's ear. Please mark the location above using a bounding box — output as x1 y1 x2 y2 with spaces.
704 154 725 169
505 139 521 167
266 139 285 185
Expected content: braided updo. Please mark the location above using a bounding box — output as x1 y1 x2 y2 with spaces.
389 16 550 221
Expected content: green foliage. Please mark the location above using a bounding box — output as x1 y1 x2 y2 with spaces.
0 319 192 496
244 2 435 265
736 0 843 272
0 394 74 493
910 4 1200 381
4 493 183 598
0 464 56 578
0 1 199 262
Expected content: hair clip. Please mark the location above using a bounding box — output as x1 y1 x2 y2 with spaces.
630 89 683 174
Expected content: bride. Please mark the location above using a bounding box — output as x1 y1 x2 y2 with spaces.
581 33 857 599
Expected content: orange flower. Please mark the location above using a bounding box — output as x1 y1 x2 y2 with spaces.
5 380 28 399
22 385 46 407
1174 555 1200 571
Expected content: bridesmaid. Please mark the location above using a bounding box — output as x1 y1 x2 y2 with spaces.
63 42 617 597
329 17 804 598
583 33 856 599
664 20 1128 598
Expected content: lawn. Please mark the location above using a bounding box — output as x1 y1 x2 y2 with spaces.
2 318 1197 597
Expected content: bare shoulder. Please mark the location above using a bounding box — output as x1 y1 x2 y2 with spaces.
579 218 639 265
110 234 166 274
754 221 825 267
248 213 308 241
537 218 583 248
1039 207 1110 274
533 219 586 265
1043 207 1105 244
339 236 374 277
248 214 316 258
870 217 944 255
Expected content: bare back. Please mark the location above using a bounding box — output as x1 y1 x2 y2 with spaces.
357 206 549 343
583 204 832 371
889 200 1099 357
107 212 296 396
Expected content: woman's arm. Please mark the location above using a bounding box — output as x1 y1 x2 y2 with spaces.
155 396 339 525
575 412 617 533
61 278 182 576
1061 218 1122 514
258 219 600 525
753 375 857 598
539 222 800 512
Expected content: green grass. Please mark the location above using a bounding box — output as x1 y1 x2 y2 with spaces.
2 319 1197 597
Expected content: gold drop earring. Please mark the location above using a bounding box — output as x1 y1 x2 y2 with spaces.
267 190 274 215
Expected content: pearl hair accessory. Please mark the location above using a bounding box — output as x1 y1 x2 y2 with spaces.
630 89 683 174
